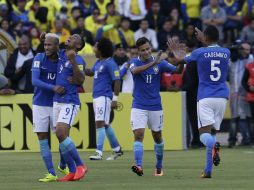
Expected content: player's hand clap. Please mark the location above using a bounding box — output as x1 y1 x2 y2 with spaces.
66 50 76 61
111 101 118 109
153 50 163 65
167 38 186 61
53 85 65 94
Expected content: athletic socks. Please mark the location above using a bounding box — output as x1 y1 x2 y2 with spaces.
59 148 66 170
105 125 120 151
39 139 56 176
133 141 143 167
154 141 164 169
96 127 106 155
59 141 76 173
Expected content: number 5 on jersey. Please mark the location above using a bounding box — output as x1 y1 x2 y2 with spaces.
210 60 221 81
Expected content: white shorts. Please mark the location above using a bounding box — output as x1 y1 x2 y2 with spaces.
93 96 111 124
32 105 55 133
131 108 163 132
197 98 227 130
53 102 79 127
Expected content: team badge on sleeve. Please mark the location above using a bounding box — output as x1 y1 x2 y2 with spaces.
114 70 120 77
34 61 40 68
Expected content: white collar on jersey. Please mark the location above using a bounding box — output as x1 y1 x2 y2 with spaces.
207 44 220 48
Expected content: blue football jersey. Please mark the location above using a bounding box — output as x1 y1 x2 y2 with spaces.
92 58 120 99
53 49 86 105
130 56 176 111
184 45 230 101
32 53 57 107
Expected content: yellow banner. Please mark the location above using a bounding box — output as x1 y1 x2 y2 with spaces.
0 93 186 152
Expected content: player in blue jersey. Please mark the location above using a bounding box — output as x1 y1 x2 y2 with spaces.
85 37 123 161
168 26 230 178
32 33 67 182
129 37 183 176
53 34 87 182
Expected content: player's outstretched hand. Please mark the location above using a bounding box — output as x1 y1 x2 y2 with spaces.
40 32 46 42
66 50 76 61
153 50 163 65
167 38 186 61
111 101 118 109
53 85 65 94
195 27 205 44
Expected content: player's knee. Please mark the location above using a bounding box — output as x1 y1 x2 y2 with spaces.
134 132 144 142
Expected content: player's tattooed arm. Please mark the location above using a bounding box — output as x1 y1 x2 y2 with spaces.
85 68 94 76
66 50 85 85
131 50 163 75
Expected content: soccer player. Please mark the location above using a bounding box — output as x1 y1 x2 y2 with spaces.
54 34 87 181
129 37 183 176
32 33 67 182
168 25 230 178
85 37 123 161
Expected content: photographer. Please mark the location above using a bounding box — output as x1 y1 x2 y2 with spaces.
228 43 253 147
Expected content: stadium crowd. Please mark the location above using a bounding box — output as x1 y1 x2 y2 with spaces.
1 0 254 148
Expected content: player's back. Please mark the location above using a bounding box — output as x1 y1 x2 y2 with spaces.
54 49 86 105
32 53 57 107
195 46 230 100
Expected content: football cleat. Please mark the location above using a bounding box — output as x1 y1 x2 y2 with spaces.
106 148 124 160
89 152 103 160
38 173 57 182
57 172 75 182
58 165 69 175
201 172 212 178
154 168 164 176
212 142 221 166
131 165 143 176
73 165 88 181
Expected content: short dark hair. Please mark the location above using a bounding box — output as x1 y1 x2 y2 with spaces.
204 26 219 42
77 34 86 51
106 2 114 9
97 37 113 58
136 37 151 48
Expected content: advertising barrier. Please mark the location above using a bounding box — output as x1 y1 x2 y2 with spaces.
0 92 187 152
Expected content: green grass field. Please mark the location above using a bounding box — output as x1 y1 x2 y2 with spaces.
0 147 254 190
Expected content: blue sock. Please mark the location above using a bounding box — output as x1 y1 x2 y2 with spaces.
63 137 84 167
154 141 164 169
60 140 76 173
133 141 143 167
39 139 56 176
105 125 120 150
212 135 217 142
200 133 215 174
59 147 66 169
97 127 106 153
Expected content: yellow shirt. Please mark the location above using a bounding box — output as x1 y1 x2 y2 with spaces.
28 11 49 32
32 38 41 51
104 28 120 45
50 28 70 44
95 0 110 15
119 28 135 47
85 16 102 37
69 17 77 30
78 42 94 56
26 0 61 23
130 0 140 15
181 0 201 18
106 14 121 27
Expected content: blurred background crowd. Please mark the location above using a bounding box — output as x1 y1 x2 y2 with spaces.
1 0 254 148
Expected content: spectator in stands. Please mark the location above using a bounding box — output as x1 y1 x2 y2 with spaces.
11 0 30 27
160 0 180 18
0 75 15 95
4 34 35 92
0 3 9 21
134 19 158 50
180 0 202 28
118 17 135 48
124 0 147 31
169 7 181 31
228 43 253 147
113 43 129 66
68 6 82 30
105 2 121 27
51 18 71 46
71 16 94 45
145 0 165 32
201 0 226 42
79 0 98 18
0 18 15 40
240 17 254 44
222 0 243 44
181 22 200 51
85 8 102 37
95 0 110 15
157 18 177 51
28 26 41 51
114 0 125 15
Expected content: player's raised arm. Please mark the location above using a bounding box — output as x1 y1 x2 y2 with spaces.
66 50 85 85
